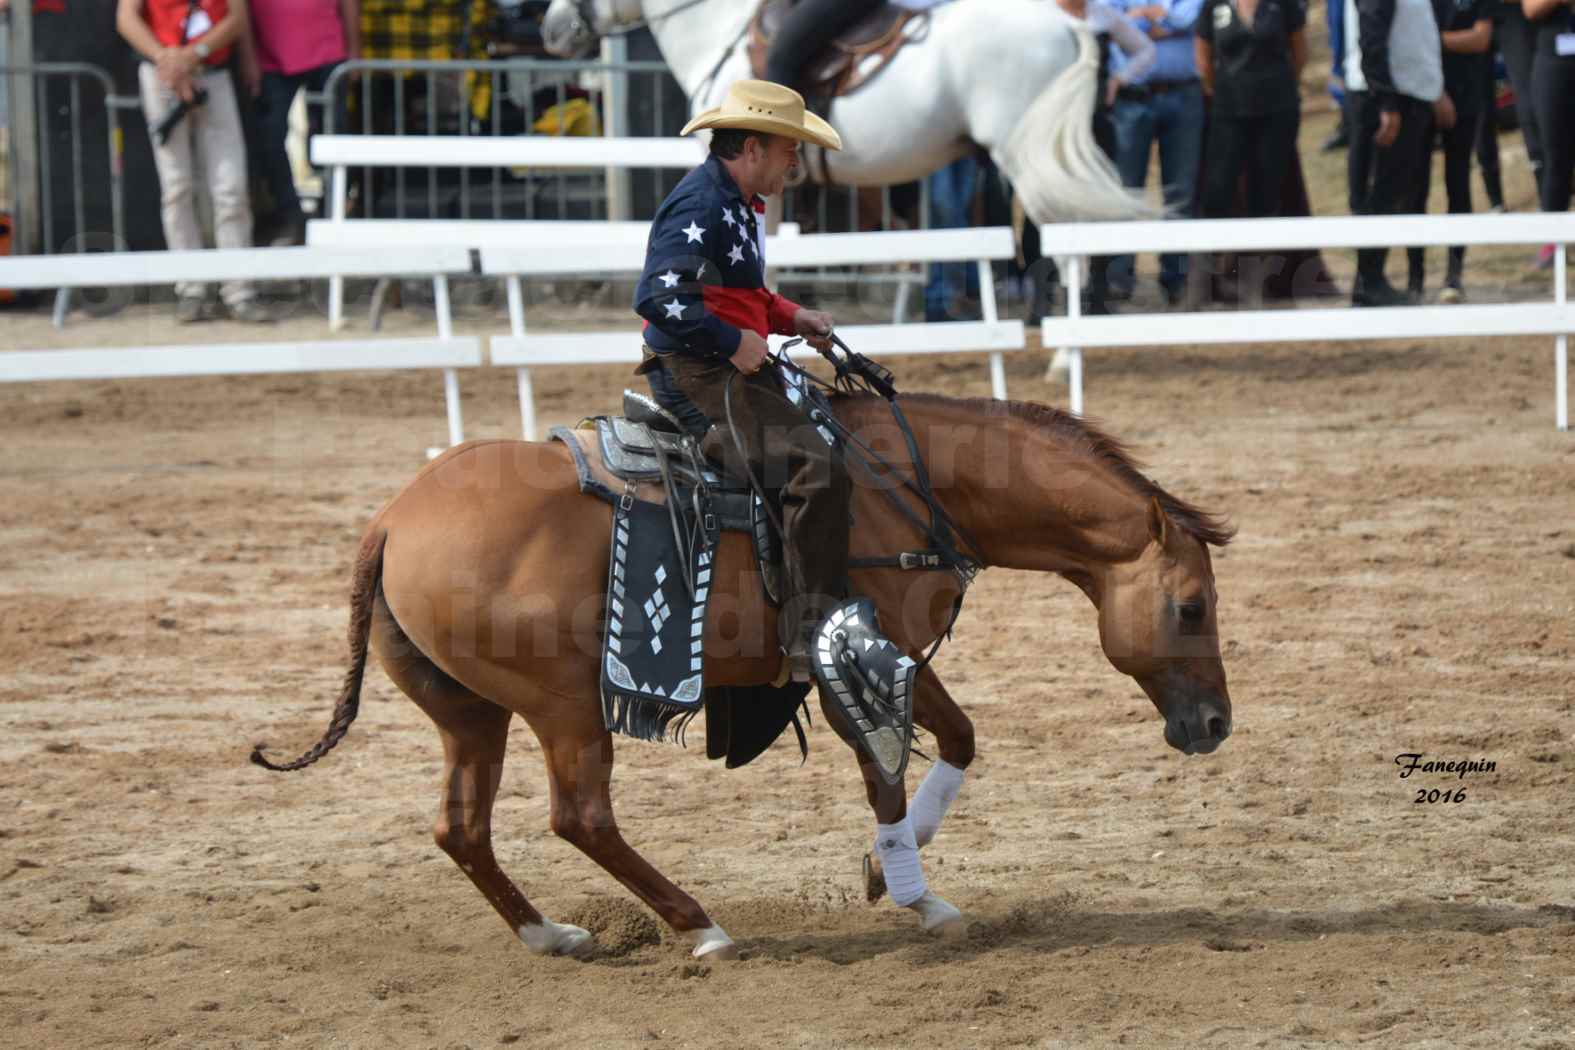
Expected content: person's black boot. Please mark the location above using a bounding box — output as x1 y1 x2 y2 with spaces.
1320 113 1350 153
1352 274 1410 307
1441 251 1465 304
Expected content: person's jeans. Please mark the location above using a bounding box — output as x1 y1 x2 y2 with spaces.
924 154 980 321
137 64 255 306
1110 83 1205 294
1408 94 1482 286
1532 53 1575 213
1348 92 1434 286
1497 6 1543 197
257 62 344 227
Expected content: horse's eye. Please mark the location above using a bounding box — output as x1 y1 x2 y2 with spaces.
1178 602 1206 624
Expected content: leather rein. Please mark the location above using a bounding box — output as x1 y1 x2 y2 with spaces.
723 337 985 674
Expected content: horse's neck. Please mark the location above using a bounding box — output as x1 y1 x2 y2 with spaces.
846 397 1150 576
644 0 755 97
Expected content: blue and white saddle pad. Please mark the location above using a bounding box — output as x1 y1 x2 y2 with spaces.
601 495 714 742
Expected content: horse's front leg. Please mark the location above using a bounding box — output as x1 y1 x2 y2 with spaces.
863 665 973 904
821 682 965 936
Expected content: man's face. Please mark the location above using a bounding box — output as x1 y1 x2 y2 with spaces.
745 134 801 198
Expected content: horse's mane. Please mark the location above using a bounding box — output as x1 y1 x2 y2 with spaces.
835 392 1236 547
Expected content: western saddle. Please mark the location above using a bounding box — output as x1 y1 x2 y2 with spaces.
746 0 929 101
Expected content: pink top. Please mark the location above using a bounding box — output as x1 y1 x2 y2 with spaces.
250 0 348 76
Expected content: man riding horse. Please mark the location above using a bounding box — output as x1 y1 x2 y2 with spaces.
760 0 887 101
634 79 850 686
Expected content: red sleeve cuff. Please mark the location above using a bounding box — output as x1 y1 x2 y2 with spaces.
766 293 801 337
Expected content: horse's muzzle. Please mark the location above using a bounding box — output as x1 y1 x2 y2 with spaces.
1164 699 1231 756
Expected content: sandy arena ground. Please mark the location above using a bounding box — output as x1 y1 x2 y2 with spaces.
5 69 1575 1050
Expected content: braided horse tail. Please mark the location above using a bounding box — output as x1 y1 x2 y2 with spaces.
251 528 387 772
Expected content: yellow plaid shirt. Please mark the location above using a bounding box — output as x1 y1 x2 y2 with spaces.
361 0 495 118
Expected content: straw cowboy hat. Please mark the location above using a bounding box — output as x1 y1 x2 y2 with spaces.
681 80 843 151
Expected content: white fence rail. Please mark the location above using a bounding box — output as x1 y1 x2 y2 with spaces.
1040 213 1573 430
311 134 704 330
479 227 1025 439
0 245 482 447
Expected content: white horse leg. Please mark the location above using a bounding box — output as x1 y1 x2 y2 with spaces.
1047 347 1073 381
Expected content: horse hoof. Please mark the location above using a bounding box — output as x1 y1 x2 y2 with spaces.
691 924 739 961
907 892 965 938
862 852 887 903
518 919 594 957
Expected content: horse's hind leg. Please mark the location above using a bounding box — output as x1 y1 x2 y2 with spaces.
535 720 739 959
863 665 973 904
371 596 592 956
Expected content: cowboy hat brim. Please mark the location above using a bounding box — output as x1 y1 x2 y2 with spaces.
680 108 842 152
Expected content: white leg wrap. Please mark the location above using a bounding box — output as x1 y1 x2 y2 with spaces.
874 817 927 907
517 918 593 957
910 759 965 849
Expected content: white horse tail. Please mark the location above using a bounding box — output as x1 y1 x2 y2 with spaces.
1000 23 1159 223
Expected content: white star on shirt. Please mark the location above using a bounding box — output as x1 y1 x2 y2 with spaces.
662 299 686 319
658 270 680 288
727 243 746 265
696 262 706 279
681 221 705 244
737 206 751 226
721 209 737 228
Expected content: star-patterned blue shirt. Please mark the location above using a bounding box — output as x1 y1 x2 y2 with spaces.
635 154 801 361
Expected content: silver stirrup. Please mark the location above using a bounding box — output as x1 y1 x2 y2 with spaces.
811 599 916 785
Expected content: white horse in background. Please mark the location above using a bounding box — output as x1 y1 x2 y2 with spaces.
542 0 1153 224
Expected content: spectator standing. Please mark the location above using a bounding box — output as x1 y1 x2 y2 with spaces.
1525 0 1574 213
1495 1 1545 205
1106 0 1206 305
1344 0 1445 307
1054 0 1156 314
245 0 359 246
1472 16 1505 212
117 0 270 322
924 155 981 321
1409 0 1492 302
1325 0 1352 150
1191 0 1307 306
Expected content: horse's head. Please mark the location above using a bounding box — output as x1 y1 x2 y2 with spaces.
543 0 633 58
1095 498 1232 756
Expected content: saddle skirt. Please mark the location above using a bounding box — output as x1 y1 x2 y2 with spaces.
747 0 927 101
549 391 814 765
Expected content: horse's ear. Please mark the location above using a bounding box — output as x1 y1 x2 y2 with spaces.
1146 497 1170 547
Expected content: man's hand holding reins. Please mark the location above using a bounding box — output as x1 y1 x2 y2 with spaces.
794 308 836 352
730 330 771 374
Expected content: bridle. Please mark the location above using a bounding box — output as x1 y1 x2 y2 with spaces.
723 337 985 677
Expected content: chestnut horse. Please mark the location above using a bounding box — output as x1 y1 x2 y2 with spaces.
253 393 1235 959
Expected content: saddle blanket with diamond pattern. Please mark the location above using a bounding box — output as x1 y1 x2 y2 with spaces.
600 495 714 742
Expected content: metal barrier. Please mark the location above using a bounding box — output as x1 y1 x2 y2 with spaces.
2 55 933 253
0 62 133 259
302 57 924 234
